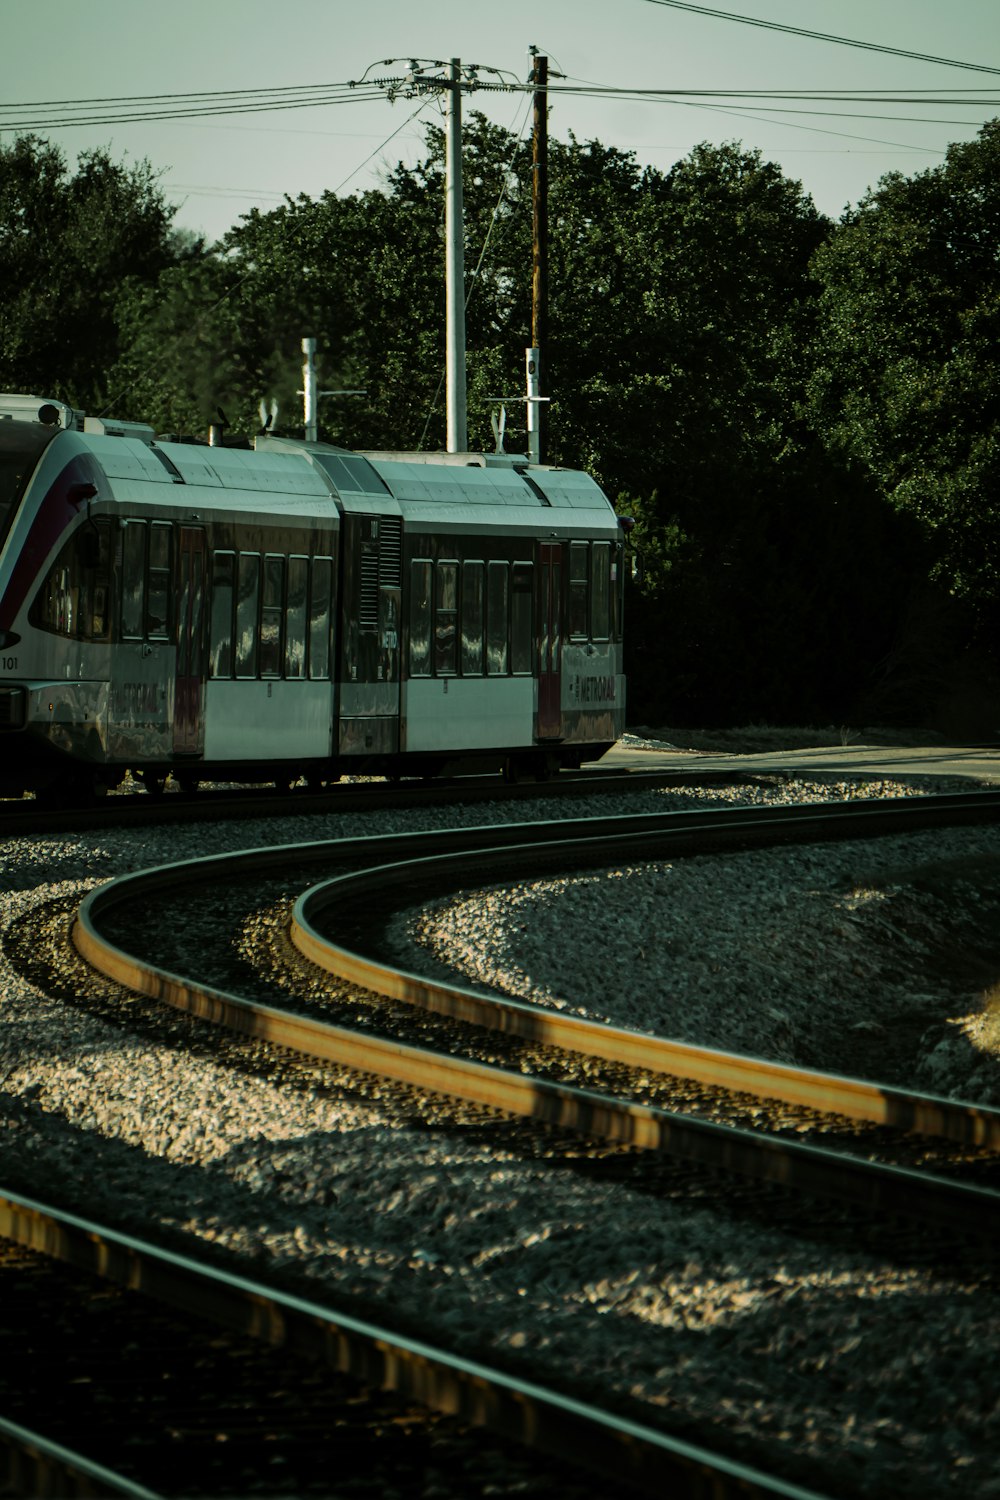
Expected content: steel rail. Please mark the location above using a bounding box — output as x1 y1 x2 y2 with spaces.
72 796 1000 1241
0 760 984 836
0 1188 832 1500
291 837 1000 1149
0 764 700 836
0 1413 165 1500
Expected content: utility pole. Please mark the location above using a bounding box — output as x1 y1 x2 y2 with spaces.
445 58 468 453
301 337 319 442
354 56 521 452
299 336 365 442
530 49 548 464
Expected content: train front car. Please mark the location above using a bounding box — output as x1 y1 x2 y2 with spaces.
0 397 121 799
0 394 344 800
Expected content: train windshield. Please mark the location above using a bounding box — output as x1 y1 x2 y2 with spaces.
0 421 60 551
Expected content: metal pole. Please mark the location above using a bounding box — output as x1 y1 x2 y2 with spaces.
531 52 548 464
525 348 540 465
302 337 318 442
445 59 468 453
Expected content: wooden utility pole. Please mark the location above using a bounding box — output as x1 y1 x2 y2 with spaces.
531 50 548 464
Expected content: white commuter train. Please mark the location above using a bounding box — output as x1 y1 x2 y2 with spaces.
0 393 627 799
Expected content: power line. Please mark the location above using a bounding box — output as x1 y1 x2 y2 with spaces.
0 82 386 131
1 81 372 109
3 91 994 137
550 85 1000 106
330 98 432 194
673 100 951 155
685 106 992 128
634 0 1000 77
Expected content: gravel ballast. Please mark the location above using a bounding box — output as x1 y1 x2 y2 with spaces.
2 762 1000 1498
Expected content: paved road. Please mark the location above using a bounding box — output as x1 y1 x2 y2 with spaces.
592 740 1000 784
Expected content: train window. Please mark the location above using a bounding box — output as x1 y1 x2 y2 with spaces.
285 556 308 678
325 454 363 493
30 518 113 642
121 521 146 639
511 563 533 674
308 556 333 680
568 543 589 639
461 561 484 675
614 541 624 640
235 553 260 677
209 551 235 678
435 560 458 675
486 562 508 675
409 559 432 677
316 452 391 497
147 523 172 639
260 555 284 678
591 542 611 641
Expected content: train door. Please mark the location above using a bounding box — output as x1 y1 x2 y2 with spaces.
537 541 562 739
174 526 207 756
338 511 401 756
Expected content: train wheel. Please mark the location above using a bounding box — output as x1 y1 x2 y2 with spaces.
176 775 200 796
536 753 556 782
503 754 554 784
135 770 165 798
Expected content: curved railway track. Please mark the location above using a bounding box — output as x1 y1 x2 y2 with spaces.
75 793 1000 1210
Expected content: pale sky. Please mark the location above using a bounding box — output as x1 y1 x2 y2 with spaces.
3 0 998 242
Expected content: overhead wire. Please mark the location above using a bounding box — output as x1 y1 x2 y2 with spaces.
669 100 951 156
550 74 995 154
331 97 434 194
2 74 997 135
0 80 385 131
633 0 1000 77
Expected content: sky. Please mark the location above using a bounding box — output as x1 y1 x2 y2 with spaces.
2 0 999 243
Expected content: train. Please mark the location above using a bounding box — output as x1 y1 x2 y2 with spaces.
0 393 627 800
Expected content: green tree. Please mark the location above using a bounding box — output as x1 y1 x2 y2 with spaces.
106 247 249 439
612 143 836 723
807 120 1000 620
0 136 178 411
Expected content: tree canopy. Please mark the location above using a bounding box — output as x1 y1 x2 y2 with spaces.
807 122 1000 620
0 135 179 412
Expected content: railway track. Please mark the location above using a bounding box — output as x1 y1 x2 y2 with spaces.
6 786 1000 1497
0 765 721 837
0 1188 832 1500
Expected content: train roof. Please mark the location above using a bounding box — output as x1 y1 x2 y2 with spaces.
2 395 620 529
